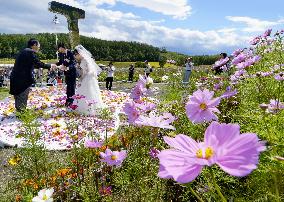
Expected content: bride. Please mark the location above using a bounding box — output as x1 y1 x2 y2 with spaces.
72 45 105 115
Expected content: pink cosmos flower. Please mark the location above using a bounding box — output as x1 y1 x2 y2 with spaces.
123 100 140 123
232 49 242 57
69 104 78 110
185 89 220 123
100 149 127 167
54 96 67 102
84 139 103 148
267 99 284 113
213 57 230 69
260 71 273 77
135 112 176 130
250 36 261 45
221 86 238 99
232 53 247 65
99 186 112 196
263 29 272 37
130 84 147 101
213 82 223 91
274 72 284 81
149 147 160 159
236 56 261 69
71 94 86 100
158 122 266 183
135 101 156 112
86 100 97 106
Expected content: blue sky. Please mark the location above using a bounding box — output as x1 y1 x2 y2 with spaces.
0 0 284 55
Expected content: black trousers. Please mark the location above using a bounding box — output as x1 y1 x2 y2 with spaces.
214 67 223 75
128 73 134 81
14 87 30 112
66 81 76 105
106 77 113 90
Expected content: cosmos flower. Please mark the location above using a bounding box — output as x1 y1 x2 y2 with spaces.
185 89 220 123
263 28 272 37
274 72 284 81
32 188 54 202
158 122 266 183
84 139 103 148
149 147 160 159
135 112 176 130
123 100 140 123
221 86 238 99
100 149 127 167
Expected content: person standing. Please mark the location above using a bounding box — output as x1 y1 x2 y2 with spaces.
56 43 77 106
212 53 229 75
106 62 115 90
128 64 134 82
183 57 193 84
36 68 43 86
9 39 56 112
0 71 4 87
144 60 152 77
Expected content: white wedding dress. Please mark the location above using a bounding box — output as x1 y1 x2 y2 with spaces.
75 48 105 115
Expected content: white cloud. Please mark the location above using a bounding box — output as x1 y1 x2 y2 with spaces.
226 16 284 32
63 0 192 20
0 0 275 55
117 0 192 20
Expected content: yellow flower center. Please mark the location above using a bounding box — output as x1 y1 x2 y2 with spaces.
111 155 118 160
205 147 214 159
196 147 214 159
199 103 207 110
43 194 48 200
196 149 203 158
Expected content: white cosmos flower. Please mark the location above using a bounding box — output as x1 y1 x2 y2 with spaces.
162 75 169 81
32 188 54 202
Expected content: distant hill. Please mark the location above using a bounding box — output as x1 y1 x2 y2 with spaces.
0 33 218 65
0 33 160 62
161 50 219 66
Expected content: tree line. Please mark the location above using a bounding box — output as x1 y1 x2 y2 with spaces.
0 33 218 66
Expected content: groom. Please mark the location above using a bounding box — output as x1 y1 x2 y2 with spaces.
56 43 77 107
10 39 56 112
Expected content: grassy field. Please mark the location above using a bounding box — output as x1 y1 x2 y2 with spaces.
0 87 9 100
0 58 177 68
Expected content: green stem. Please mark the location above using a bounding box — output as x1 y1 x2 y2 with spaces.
273 173 280 202
210 169 227 202
187 184 205 202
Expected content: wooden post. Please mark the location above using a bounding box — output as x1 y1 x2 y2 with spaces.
48 1 85 48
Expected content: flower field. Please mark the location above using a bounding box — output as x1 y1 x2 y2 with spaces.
0 87 129 150
1 29 284 201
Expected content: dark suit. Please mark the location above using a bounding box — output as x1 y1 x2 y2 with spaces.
10 48 51 111
56 50 77 105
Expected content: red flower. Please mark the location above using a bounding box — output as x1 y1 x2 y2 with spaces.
69 104 78 110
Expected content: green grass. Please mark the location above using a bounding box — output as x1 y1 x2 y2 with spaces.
0 58 59 64
0 58 178 69
0 87 9 100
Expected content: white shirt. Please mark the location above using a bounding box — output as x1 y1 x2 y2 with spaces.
145 64 151 73
185 62 193 71
107 65 116 77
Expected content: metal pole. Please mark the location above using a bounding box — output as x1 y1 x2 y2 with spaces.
53 15 59 60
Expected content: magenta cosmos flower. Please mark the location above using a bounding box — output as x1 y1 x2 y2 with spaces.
100 149 127 167
158 122 266 183
186 89 220 123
